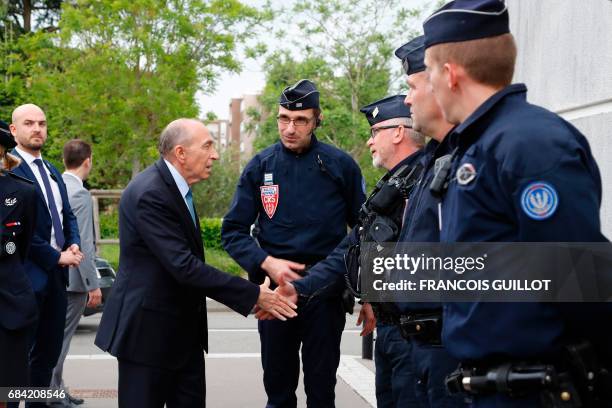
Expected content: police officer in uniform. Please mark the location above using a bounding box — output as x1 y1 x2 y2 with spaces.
221 79 366 407
358 95 426 407
269 95 430 407
393 35 467 407
421 1 611 406
0 120 38 398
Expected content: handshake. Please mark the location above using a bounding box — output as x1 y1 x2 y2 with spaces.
254 255 301 321
254 255 377 337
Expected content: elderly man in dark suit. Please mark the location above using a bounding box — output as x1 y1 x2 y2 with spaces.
10 104 83 408
95 118 297 408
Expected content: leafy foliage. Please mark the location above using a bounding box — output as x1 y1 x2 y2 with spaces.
1 0 270 189
252 0 426 189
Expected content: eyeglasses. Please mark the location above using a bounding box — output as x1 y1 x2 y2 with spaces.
370 125 403 139
277 116 314 127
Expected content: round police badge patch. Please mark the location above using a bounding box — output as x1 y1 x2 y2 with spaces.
520 181 559 220
456 163 477 185
5 241 16 255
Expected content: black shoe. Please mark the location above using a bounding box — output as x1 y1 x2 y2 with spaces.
66 393 84 405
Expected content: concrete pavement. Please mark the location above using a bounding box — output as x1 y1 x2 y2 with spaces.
55 301 377 407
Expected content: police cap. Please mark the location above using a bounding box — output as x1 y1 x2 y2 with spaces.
395 35 426 76
423 0 509 49
0 120 16 149
360 95 411 127
279 79 320 110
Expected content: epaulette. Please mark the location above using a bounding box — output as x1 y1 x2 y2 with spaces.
7 171 35 184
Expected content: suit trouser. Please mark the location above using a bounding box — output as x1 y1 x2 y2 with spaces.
118 353 205 408
29 285 67 390
51 291 87 392
258 297 345 408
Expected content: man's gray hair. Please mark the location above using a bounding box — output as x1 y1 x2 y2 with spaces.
387 117 425 147
158 118 198 157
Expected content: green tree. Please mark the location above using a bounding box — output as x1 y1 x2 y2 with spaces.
22 0 269 188
252 0 425 189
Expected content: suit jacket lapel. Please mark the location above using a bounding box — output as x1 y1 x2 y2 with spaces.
155 159 202 254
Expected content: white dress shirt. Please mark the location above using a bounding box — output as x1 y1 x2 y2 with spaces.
15 147 64 251
164 159 192 215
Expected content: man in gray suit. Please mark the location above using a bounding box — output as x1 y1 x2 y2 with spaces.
51 139 101 407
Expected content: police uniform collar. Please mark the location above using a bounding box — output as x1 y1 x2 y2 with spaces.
389 149 423 175
7 171 34 184
454 84 527 143
279 133 319 156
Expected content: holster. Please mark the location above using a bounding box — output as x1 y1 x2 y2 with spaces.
398 311 443 344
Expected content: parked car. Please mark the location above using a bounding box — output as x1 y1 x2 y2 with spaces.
83 257 117 316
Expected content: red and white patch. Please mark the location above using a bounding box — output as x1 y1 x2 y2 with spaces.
260 185 279 219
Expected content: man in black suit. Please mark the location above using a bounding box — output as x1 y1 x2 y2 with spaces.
95 118 297 408
9 104 83 408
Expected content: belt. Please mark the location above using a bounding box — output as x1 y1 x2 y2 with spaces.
445 341 612 407
374 310 400 325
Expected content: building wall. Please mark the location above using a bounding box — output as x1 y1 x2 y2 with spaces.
508 0 612 237
241 94 261 159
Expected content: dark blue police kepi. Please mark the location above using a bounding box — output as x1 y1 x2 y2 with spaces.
423 0 509 49
360 95 411 127
279 79 320 110
0 120 16 149
395 35 426 76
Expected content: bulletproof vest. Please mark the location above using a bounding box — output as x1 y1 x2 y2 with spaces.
360 163 422 243
345 163 423 299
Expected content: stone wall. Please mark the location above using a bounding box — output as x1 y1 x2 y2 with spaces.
507 0 612 237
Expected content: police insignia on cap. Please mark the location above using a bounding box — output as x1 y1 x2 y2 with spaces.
4 197 17 206
5 241 16 255
260 185 279 219
520 181 558 220
456 163 477 185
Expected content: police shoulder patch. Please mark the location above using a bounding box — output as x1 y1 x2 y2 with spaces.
520 181 558 220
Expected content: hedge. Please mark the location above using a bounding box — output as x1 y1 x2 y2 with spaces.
99 212 225 251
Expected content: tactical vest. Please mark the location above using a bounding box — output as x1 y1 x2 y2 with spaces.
345 163 423 299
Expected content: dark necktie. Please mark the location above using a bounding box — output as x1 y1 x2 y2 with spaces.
185 189 197 226
33 159 65 249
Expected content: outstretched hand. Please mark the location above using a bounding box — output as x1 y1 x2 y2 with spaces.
255 277 298 321
255 275 298 320
356 302 376 337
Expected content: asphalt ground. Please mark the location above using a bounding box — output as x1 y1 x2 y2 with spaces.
36 301 377 407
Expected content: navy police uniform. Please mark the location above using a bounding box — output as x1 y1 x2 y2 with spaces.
0 121 38 388
294 95 428 407
392 35 466 408
222 79 365 408
423 1 611 406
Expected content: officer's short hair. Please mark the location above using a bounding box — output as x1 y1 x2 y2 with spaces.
428 33 516 88
407 128 425 148
387 117 425 147
158 119 195 157
63 139 92 169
